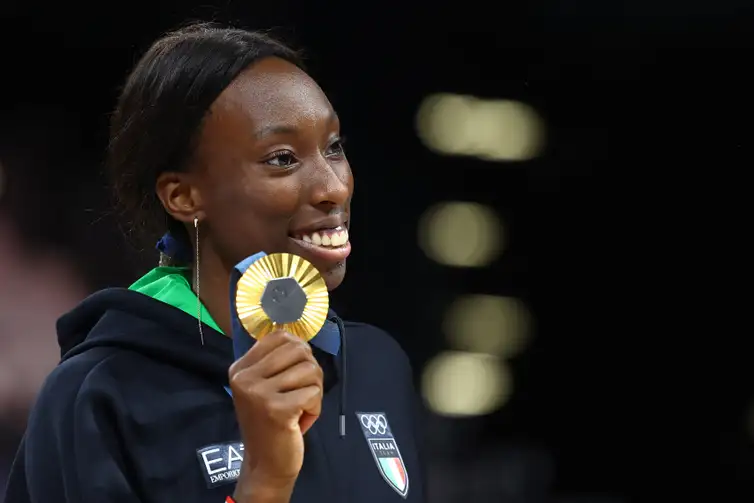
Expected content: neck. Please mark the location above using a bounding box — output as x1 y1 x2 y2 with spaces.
193 246 234 337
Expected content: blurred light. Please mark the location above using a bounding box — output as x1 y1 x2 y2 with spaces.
418 201 503 267
443 295 532 357
422 351 512 417
416 93 545 161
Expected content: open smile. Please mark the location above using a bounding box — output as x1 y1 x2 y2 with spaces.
288 225 351 264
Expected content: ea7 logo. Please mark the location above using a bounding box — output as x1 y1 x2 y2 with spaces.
196 441 244 488
356 412 409 498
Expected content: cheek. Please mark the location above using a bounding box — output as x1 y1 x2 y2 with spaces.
205 177 301 247
244 177 302 219
206 172 298 216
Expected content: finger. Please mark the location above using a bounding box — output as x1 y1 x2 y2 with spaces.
228 340 318 397
229 330 297 376
299 412 318 435
298 386 323 434
256 339 316 379
277 385 323 426
268 360 323 393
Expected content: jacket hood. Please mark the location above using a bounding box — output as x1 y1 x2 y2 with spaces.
56 287 233 384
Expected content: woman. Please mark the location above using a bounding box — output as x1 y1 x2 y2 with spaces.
4 23 425 503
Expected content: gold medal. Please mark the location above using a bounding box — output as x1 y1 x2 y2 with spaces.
234 253 329 341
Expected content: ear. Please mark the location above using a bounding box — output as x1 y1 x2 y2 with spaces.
155 171 205 224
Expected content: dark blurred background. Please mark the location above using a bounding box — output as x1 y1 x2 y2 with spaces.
1 1 751 502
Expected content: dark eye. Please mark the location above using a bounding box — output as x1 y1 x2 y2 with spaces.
264 150 298 168
325 137 347 159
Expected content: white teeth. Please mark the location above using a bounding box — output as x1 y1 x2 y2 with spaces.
332 231 346 246
298 228 349 248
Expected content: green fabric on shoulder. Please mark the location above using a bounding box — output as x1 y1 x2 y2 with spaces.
129 266 224 334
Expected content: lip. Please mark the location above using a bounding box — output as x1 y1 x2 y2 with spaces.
290 217 348 237
289 237 352 264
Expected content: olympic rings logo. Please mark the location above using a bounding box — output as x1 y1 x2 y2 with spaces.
360 414 388 435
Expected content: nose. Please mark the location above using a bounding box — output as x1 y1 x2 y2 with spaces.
308 157 351 210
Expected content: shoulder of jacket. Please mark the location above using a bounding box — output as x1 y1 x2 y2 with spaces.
343 321 411 363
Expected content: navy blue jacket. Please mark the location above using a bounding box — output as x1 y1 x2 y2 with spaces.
4 289 426 502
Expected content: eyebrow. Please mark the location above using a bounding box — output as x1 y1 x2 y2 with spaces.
254 111 339 140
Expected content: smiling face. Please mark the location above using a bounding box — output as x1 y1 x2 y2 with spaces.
162 57 354 291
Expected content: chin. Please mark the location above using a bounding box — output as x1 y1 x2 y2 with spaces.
323 262 347 292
